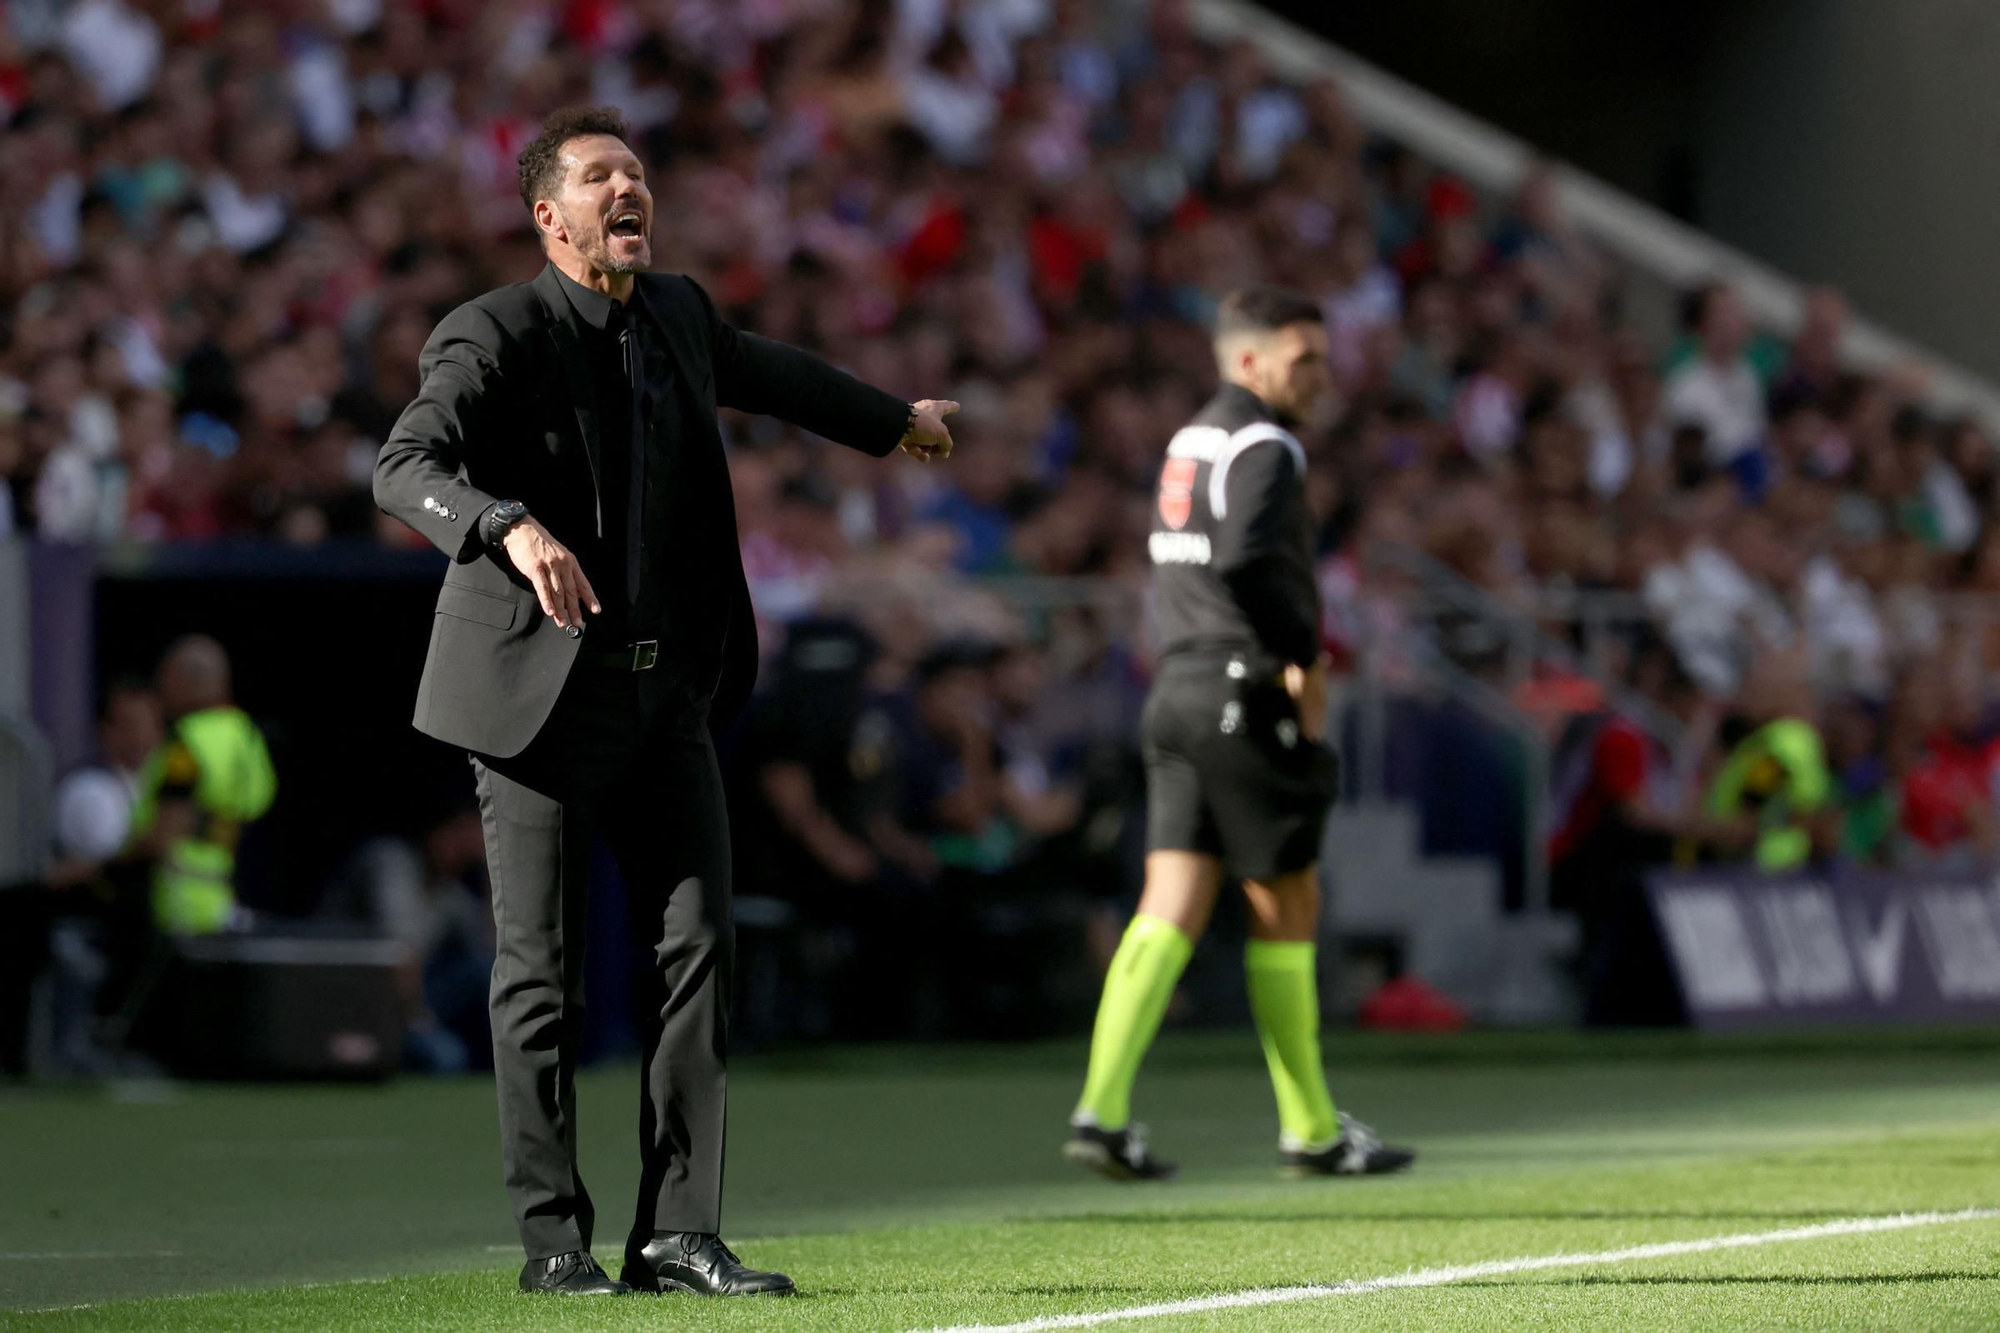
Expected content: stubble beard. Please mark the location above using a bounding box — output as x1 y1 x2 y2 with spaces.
560 206 647 274
587 233 646 275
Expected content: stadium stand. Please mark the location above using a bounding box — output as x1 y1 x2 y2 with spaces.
10 0 2000 1040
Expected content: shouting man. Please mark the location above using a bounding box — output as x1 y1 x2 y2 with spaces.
375 107 956 1297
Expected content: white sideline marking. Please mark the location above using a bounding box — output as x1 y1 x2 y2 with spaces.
917 1208 2000 1333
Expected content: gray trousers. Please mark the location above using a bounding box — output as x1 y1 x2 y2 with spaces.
471 663 731 1262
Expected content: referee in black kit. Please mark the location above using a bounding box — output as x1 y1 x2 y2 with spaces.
374 108 956 1297
1064 287 1413 1181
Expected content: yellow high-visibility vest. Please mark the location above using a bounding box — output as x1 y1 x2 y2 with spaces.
129 707 277 933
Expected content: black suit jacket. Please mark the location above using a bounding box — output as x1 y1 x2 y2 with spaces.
374 263 909 758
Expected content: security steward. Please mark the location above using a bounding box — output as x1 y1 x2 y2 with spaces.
1064 287 1414 1181
130 634 277 937
372 107 956 1299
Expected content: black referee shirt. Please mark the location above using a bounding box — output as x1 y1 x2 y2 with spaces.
1147 383 1319 666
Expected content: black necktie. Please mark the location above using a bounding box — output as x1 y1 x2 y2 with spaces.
618 314 645 607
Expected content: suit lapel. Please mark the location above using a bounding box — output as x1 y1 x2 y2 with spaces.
531 264 604 536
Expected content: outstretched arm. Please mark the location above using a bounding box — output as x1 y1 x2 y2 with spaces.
690 276 957 461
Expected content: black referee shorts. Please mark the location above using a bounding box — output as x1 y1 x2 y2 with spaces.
1141 652 1340 883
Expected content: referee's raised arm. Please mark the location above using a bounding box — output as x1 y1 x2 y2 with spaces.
688 273 960 464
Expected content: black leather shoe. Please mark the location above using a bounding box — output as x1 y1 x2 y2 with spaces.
1279 1113 1416 1177
1063 1121 1178 1181
622 1232 796 1296
518 1251 628 1295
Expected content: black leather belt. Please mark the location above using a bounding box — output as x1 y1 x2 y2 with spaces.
1224 652 1288 689
1162 648 1284 687
579 639 660 671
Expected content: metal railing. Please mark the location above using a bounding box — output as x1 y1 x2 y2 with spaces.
1343 601 1552 912
789 568 1558 910
1364 543 1691 756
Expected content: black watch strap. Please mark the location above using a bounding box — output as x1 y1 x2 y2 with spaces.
485 500 528 548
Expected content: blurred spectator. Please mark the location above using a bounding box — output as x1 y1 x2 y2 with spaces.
8 0 2000 1001
1490 160 1606 318
0 0 1983 680
51 676 160 871
1701 646 1833 870
735 616 971 1037
1548 636 1705 914
1890 406 1979 554
852 634 1103 1033
913 392 1022 573
1641 480 1790 695
740 617 889 898
0 678 159 1076
1823 694 1897 866
989 633 1145 956
875 638 1017 874
1662 283 1767 488
1775 286 1850 404
1893 654 2000 869
322 802 493 1075
1547 637 1713 1026
4 638 275 1071
1320 214 1399 383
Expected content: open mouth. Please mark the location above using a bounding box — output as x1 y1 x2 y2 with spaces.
608 210 645 239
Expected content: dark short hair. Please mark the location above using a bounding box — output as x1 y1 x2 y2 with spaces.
1890 404 1932 446
99 674 153 718
516 106 632 214
1214 285 1323 341
1679 280 1729 333
916 636 1003 685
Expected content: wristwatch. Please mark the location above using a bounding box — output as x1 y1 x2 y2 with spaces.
484 499 529 548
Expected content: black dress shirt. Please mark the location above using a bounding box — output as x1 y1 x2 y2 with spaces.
551 271 720 691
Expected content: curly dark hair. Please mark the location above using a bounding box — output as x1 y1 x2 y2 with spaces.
516 106 632 215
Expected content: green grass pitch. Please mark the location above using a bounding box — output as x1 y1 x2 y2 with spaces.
3 1030 1999 1330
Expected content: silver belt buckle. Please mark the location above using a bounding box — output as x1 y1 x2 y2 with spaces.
631 640 659 671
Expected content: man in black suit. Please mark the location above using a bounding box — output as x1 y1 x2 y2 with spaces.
373 106 957 1298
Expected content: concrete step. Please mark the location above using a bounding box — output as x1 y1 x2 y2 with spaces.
1322 802 1420 869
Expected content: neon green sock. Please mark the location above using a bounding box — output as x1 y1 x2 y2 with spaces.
1246 940 1339 1148
1073 915 1195 1131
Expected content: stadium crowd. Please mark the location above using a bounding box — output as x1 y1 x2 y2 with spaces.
12 0 2000 1044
